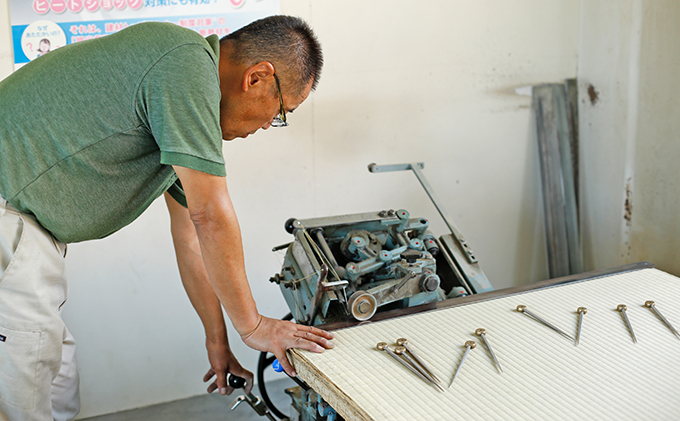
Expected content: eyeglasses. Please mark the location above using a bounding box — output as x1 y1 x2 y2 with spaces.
271 74 289 127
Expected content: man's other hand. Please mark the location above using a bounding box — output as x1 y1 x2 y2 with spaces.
204 337 254 395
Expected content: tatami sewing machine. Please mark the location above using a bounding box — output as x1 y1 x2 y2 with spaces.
233 163 495 420
269 162 493 327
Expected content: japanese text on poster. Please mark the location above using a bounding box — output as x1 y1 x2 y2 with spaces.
9 0 280 68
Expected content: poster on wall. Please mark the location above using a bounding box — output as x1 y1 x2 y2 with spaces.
9 0 280 69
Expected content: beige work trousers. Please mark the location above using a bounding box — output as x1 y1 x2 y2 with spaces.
0 196 80 421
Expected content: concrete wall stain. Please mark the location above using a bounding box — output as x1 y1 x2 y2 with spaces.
587 84 599 105
624 179 633 226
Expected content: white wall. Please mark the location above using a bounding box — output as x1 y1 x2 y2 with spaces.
578 0 680 276
0 0 581 417
0 0 11 78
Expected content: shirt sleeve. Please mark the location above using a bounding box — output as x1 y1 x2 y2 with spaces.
166 179 188 208
136 43 226 177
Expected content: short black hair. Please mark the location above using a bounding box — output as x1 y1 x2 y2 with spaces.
222 15 323 95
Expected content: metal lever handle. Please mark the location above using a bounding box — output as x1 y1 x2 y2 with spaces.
228 375 280 421
368 162 478 264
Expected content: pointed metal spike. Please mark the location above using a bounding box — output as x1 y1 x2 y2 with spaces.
617 304 637 343
517 305 574 341
376 343 440 390
475 328 503 374
449 341 475 387
396 338 441 383
576 307 587 346
394 346 443 392
645 301 680 339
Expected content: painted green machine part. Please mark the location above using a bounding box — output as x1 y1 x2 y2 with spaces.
270 208 480 326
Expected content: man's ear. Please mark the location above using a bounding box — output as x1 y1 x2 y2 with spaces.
241 61 275 92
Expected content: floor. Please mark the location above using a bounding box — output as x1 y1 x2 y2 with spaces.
80 377 296 421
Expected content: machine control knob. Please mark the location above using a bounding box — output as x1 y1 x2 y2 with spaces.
269 273 284 284
284 218 298 234
228 374 247 389
420 274 441 292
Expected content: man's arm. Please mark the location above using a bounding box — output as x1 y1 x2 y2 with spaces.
171 165 334 376
164 191 254 395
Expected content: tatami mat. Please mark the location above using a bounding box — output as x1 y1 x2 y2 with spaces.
292 268 680 420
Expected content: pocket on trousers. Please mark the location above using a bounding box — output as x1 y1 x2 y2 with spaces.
0 325 40 410
0 212 24 284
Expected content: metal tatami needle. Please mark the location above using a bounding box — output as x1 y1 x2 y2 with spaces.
645 301 680 338
516 305 574 341
376 342 441 390
396 338 441 383
617 304 637 343
449 341 475 387
576 307 587 346
475 328 503 374
394 346 444 392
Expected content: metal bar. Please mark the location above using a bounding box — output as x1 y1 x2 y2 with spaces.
554 83 583 275
436 235 474 295
410 164 478 264
308 265 329 326
367 163 424 173
564 78 580 210
313 230 340 273
367 162 477 264
532 85 573 277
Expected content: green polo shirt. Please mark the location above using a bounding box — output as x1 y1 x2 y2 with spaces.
0 22 225 243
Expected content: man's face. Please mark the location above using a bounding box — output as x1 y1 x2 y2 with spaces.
220 75 313 141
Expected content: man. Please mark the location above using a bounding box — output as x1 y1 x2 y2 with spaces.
0 15 334 421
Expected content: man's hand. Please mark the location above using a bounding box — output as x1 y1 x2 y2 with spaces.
204 337 254 395
167 167 335 380
241 316 335 377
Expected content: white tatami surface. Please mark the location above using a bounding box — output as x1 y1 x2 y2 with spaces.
293 268 680 421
